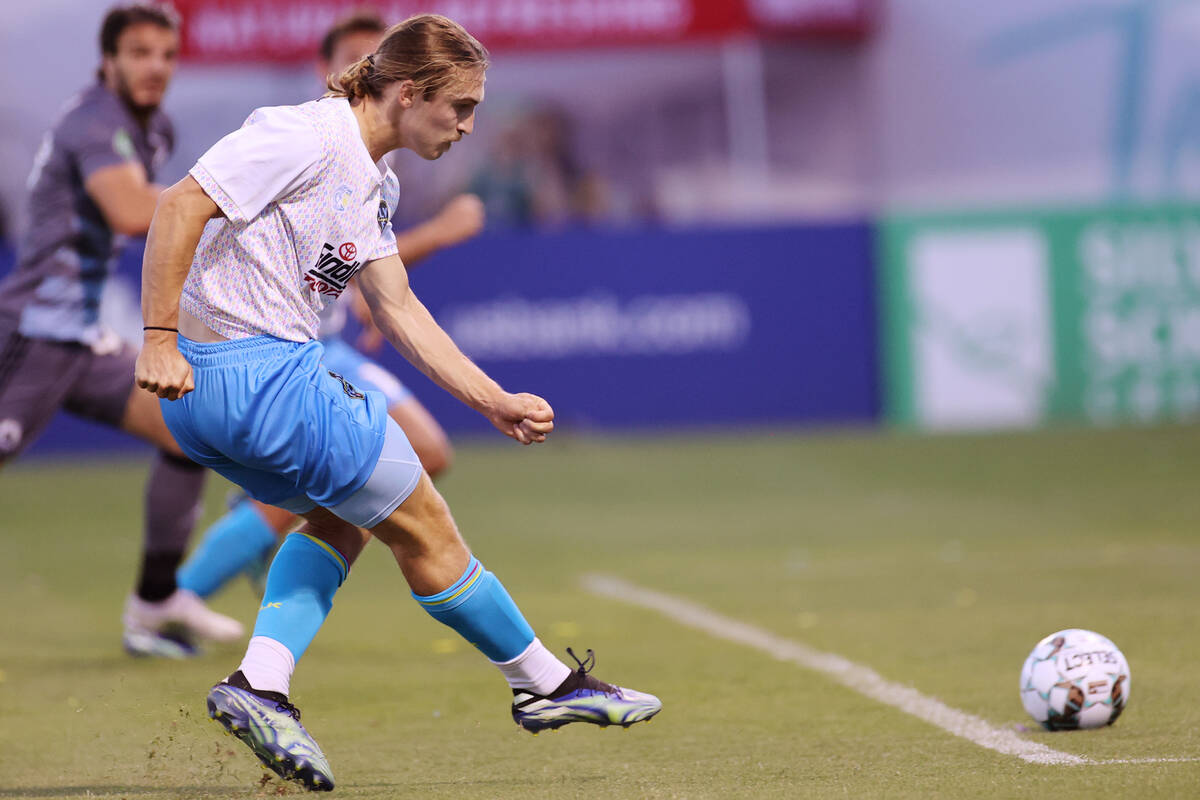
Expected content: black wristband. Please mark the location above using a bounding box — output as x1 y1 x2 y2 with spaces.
143 326 179 333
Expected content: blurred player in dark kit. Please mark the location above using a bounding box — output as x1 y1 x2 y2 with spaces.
0 3 241 656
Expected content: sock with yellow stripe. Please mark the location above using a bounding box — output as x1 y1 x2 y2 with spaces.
238 532 348 695
414 556 568 693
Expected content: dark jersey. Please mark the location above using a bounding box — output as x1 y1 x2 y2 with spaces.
0 82 173 343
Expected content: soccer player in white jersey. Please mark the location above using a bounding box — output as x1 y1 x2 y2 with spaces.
134 15 661 791
174 10 484 602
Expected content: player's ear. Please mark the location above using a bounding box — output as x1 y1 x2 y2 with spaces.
395 79 418 109
99 54 116 86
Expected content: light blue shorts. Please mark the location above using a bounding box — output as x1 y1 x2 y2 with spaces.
161 335 423 528
320 336 413 408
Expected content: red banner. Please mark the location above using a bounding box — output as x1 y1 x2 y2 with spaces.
173 0 875 63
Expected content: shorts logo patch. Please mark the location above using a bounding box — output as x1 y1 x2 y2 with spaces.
378 199 389 231
327 370 365 400
0 418 23 454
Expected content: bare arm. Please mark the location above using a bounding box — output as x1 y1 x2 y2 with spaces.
351 193 485 352
134 175 222 400
355 253 553 444
84 162 163 236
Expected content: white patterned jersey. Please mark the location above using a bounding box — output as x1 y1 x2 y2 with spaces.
182 97 399 342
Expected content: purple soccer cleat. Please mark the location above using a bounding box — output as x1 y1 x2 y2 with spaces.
511 648 662 733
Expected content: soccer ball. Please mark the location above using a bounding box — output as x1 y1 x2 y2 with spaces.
1019 628 1130 730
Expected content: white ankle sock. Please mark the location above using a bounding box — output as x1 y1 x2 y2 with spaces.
491 638 571 694
237 636 295 696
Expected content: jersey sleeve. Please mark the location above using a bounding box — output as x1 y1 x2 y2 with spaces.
60 104 139 181
369 170 401 261
370 218 399 261
189 105 323 224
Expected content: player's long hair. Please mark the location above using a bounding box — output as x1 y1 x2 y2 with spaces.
326 14 488 101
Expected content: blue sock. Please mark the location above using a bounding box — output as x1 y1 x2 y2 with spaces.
177 502 280 598
413 556 535 662
252 533 348 662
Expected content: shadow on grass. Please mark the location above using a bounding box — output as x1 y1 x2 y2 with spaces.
0 779 607 798
0 788 254 799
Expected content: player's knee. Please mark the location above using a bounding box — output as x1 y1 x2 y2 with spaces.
300 507 356 540
299 509 366 566
417 438 453 479
371 474 460 549
402 427 453 478
156 437 187 459
253 501 301 536
158 449 202 471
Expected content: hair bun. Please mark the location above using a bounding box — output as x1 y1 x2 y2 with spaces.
324 14 488 101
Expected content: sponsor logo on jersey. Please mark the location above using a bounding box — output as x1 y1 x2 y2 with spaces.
303 241 363 298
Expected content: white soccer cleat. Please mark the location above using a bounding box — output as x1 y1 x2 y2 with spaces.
123 589 245 645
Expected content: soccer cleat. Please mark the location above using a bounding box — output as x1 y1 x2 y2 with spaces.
206 670 334 792
512 648 662 733
123 589 245 648
122 626 198 659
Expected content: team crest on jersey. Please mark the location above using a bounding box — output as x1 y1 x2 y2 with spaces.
304 241 363 298
112 128 136 161
333 184 353 212
327 370 365 399
378 199 389 231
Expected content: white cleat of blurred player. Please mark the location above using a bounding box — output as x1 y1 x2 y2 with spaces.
123 588 244 657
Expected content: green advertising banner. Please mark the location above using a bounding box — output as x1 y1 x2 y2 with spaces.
880 204 1200 428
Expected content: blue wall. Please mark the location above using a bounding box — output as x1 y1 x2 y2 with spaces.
5 223 879 456
395 224 879 433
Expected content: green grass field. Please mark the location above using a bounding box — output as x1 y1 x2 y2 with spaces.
2 425 1199 798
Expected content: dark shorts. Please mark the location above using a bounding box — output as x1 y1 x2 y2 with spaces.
0 319 135 460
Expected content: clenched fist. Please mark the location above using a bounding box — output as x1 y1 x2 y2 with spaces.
135 333 194 401
484 392 554 445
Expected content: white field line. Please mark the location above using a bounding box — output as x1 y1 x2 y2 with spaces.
1096 758 1200 765
584 574 1156 767
582 575 1200 767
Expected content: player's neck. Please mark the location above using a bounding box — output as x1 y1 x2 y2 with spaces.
102 78 155 130
349 96 396 163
